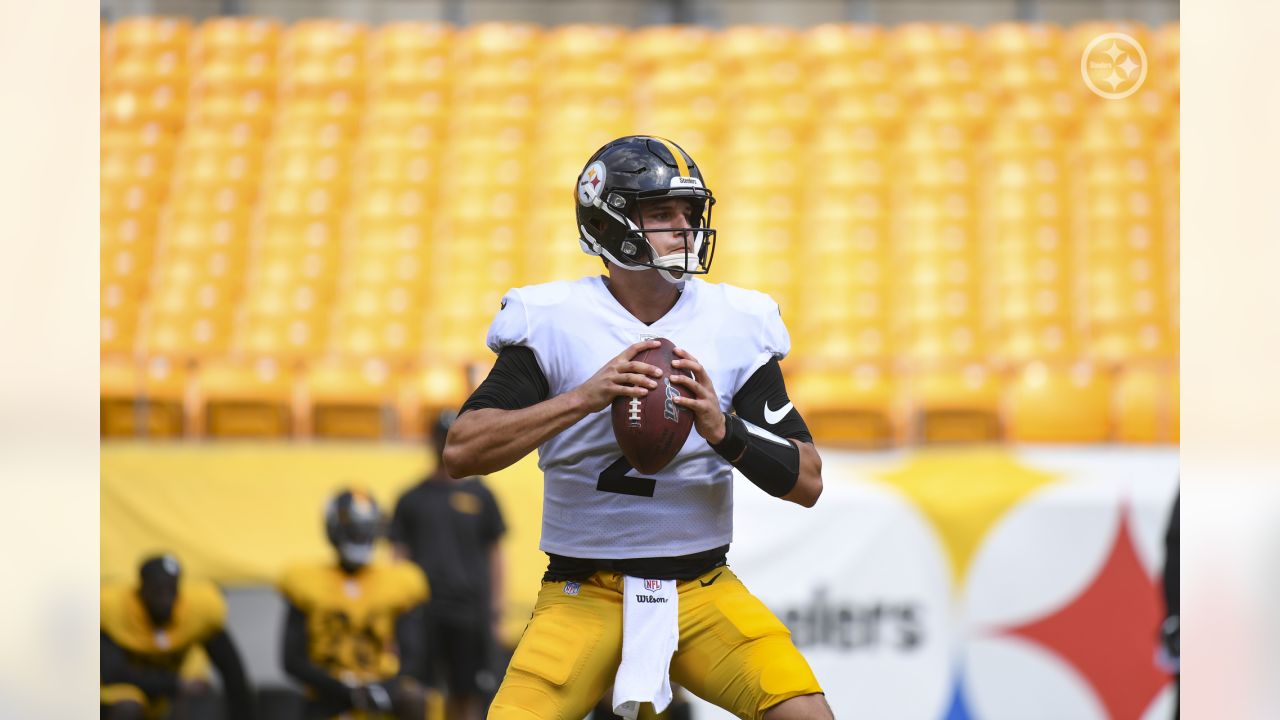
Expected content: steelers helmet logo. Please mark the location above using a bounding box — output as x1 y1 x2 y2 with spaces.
578 160 607 207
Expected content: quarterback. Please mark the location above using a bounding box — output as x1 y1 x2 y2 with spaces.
445 136 831 719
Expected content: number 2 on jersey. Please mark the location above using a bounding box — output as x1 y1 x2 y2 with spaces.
596 456 656 498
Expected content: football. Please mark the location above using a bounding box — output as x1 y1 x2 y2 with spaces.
610 338 695 475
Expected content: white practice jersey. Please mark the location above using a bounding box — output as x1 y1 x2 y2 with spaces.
485 275 790 559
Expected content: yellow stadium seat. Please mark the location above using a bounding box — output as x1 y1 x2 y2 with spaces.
454 22 540 61
257 213 342 250
261 182 346 220
234 313 329 362
190 57 278 97
139 355 190 437
908 364 1002 443
282 19 369 62
101 298 141 358
305 358 400 439
363 97 449 140
274 97 363 139
101 357 142 438
1004 362 1111 442
1114 363 1176 443
330 316 424 365
370 21 453 61
108 17 191 47
102 177 170 218
980 22 1061 59
354 146 437 187
540 24 628 61
630 25 714 70
141 307 235 360
102 210 160 251
788 364 898 447
801 24 886 65
369 55 452 98
197 357 297 438
891 22 977 58
401 360 471 437
172 143 263 192
352 184 434 224
240 282 331 323
101 136 175 186
168 181 256 218
188 92 277 137
192 17 282 62
994 320 1078 366
101 243 154 292
715 25 799 67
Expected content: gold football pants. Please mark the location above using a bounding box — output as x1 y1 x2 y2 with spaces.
489 566 822 720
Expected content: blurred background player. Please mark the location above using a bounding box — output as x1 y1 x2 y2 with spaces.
279 488 431 720
1160 489 1180 718
100 553 257 720
391 409 508 720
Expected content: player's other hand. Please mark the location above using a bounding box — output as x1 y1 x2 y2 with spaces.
669 347 727 445
571 340 664 412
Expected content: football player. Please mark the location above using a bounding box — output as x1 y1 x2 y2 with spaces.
444 136 832 720
279 488 431 720
391 409 507 720
100 553 256 720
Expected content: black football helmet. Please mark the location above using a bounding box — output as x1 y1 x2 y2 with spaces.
325 488 383 571
576 135 717 283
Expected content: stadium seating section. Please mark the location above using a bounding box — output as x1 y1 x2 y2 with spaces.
101 18 1179 445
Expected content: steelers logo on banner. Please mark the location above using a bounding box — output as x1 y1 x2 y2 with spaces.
962 460 1178 720
578 160 607 207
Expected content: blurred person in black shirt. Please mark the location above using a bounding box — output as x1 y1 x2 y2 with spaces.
392 410 508 720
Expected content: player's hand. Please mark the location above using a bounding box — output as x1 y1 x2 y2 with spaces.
570 339 664 412
669 347 727 444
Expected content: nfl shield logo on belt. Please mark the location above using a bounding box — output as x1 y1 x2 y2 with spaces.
644 579 662 592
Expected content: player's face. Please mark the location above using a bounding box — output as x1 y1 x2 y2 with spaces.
635 198 696 255
140 576 178 627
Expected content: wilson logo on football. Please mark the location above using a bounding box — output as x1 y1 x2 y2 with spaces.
663 378 680 422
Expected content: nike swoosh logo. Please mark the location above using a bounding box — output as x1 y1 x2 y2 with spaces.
699 572 723 587
763 400 793 425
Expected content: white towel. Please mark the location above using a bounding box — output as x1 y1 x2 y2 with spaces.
612 576 680 719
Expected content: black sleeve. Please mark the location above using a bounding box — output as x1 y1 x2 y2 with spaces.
100 632 179 698
204 630 257 720
731 357 813 443
394 602 428 684
460 345 550 414
478 482 507 544
281 603 351 704
388 492 411 547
